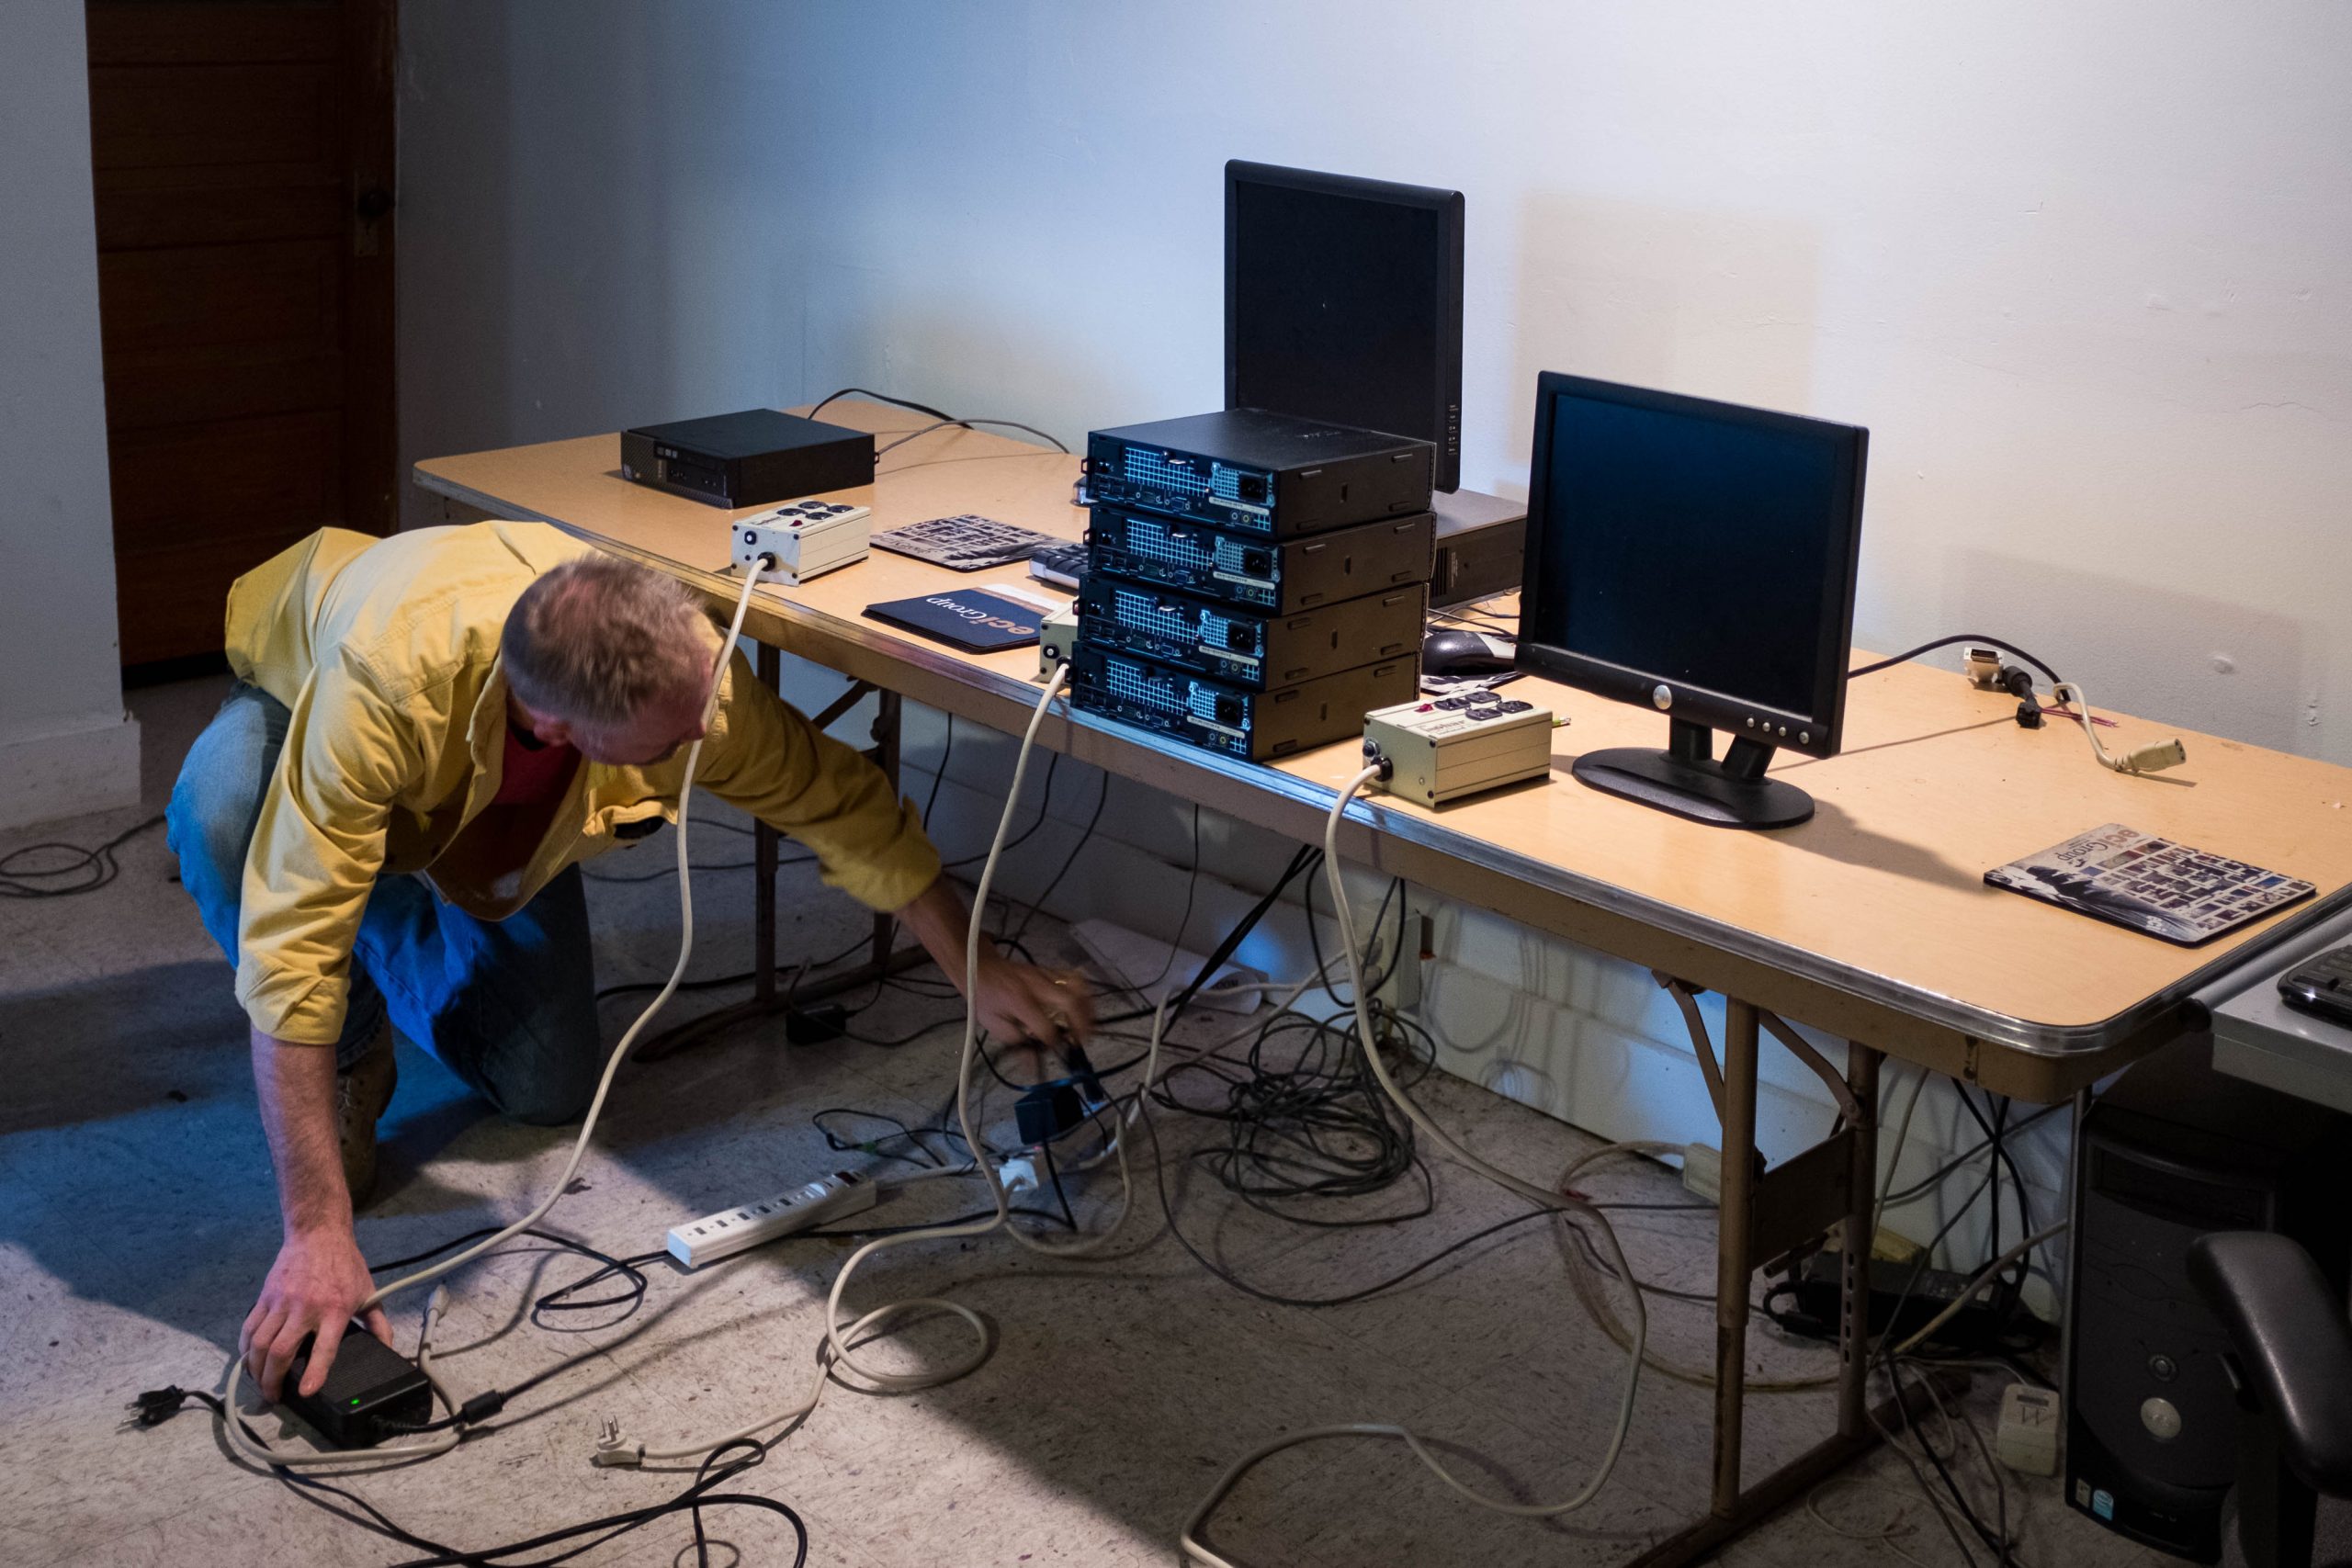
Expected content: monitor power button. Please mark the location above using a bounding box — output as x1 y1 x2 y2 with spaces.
1652 684 1673 710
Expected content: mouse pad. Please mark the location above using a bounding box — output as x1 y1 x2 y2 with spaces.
1984 822 2312 946
864 588 1043 652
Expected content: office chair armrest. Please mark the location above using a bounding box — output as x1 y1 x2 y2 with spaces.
2188 1231 2352 1496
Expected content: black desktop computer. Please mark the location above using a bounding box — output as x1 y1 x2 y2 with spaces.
1512 372 1869 829
2065 1036 2352 1562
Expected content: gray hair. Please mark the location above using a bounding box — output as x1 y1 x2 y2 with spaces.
502 554 710 729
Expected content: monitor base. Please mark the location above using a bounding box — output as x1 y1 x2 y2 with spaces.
1572 745 1815 829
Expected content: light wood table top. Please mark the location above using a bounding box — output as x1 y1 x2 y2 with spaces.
416 400 2352 1099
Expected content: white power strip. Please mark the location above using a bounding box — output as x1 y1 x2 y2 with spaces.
666 1170 880 1269
733 500 872 587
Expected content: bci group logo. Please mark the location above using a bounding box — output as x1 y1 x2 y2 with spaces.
925 595 1036 635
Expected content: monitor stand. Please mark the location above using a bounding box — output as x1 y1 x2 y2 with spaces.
1573 717 1815 829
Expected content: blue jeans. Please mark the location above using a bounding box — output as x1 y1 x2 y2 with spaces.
167 683 602 1125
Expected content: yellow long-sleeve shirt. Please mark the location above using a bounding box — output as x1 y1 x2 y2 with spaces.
224 522 941 1045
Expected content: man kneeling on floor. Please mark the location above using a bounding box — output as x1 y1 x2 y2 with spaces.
168 521 1091 1405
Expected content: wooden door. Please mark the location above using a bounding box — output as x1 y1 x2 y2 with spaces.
85 0 396 671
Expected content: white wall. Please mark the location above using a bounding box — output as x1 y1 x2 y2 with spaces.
397 0 2349 1298
402 0 2352 761
0 0 140 830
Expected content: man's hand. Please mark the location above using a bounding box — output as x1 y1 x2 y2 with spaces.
242 1226 393 1402
892 874 1094 1045
968 950 1095 1047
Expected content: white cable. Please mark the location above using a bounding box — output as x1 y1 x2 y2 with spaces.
221 562 771 1468
1180 769 1650 1564
2047 681 2187 775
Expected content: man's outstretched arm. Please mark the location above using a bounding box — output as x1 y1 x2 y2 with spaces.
893 874 1094 1047
241 1029 392 1403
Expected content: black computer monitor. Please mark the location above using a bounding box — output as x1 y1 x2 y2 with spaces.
1225 160 1464 492
1515 372 1868 829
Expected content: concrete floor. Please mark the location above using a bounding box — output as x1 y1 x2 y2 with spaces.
0 676 2204 1567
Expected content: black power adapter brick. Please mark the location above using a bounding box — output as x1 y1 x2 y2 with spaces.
1013 1043 1111 1145
1780 1249 2021 1352
282 1325 433 1449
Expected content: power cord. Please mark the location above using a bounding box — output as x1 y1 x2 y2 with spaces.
1 813 164 898
1847 635 2063 685
804 383 1069 458
593 663 1163 1469
1849 634 2187 774
1177 770 1651 1563
876 417 1070 459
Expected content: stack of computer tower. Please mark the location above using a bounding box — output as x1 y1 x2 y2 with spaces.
1069 409 1434 761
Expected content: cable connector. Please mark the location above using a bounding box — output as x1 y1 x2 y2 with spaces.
1360 739 1396 782
2121 738 2189 773
126 1385 200 1429
2048 682 2188 775
592 1415 645 1467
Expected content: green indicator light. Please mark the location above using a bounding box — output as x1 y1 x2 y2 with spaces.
348 1396 361 1405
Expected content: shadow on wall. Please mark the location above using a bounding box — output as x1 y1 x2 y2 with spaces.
799 260 1136 445
1502 192 1825 484
400 6 699 527
1945 547 2316 754
397 7 509 527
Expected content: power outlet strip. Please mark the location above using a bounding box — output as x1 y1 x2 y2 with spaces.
732 500 872 587
1363 694 1557 807
1038 608 1079 682
666 1169 880 1268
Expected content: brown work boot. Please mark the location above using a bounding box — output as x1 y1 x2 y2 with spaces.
336 1022 399 1207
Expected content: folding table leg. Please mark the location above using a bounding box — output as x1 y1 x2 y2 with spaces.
752 643 782 1012
1711 999 1761 1513
870 689 903 970
1626 1010 1935 1568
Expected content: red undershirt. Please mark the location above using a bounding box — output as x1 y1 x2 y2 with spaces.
494 725 577 807
441 725 580 890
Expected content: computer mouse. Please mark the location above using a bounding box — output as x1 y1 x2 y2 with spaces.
1422 627 1517 677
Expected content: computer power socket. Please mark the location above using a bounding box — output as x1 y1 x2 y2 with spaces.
666 1169 879 1268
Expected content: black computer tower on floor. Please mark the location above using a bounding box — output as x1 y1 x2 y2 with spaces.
2065 1037 2351 1562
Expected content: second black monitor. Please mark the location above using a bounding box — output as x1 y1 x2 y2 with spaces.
1516 372 1868 829
1225 160 1464 492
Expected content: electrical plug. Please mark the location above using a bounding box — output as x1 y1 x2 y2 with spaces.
593 1415 645 1467
2121 738 2188 773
